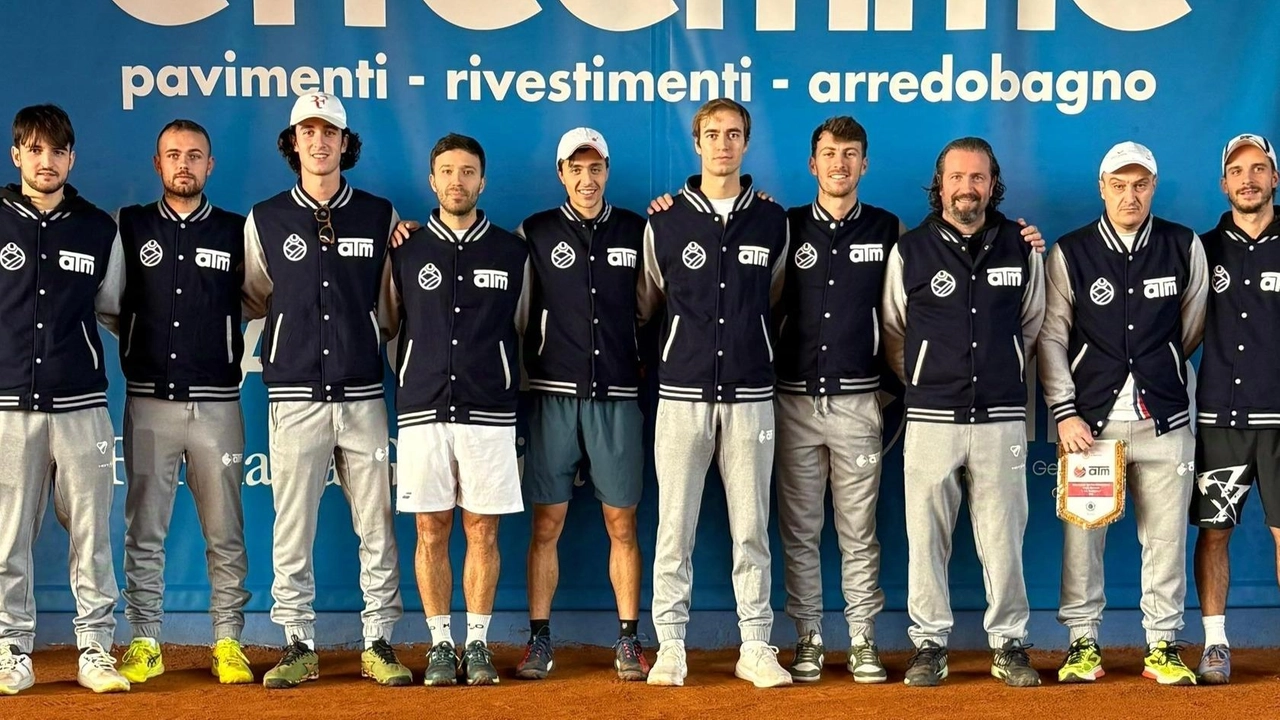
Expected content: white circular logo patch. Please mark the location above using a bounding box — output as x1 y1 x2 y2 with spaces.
550 241 576 269
418 263 442 291
930 270 956 298
0 242 26 271
794 242 817 270
139 239 163 268
283 234 308 262
1212 265 1231 294
682 241 706 270
1090 277 1115 305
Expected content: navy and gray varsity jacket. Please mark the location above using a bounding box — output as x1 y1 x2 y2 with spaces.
1195 209 1278 429
519 201 645 401
118 196 245 402
776 200 900 397
243 179 397 403
382 210 529 428
882 210 1044 424
0 184 123 412
636 175 788 403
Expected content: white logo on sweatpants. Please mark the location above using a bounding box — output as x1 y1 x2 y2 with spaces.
758 429 774 443
221 452 243 466
375 447 388 462
97 441 109 454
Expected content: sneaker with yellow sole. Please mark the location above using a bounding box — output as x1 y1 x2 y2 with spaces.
1142 640 1196 686
119 638 163 684
211 638 255 684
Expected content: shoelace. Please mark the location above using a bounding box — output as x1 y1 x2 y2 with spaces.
746 644 782 664
279 641 312 666
1204 645 1230 667
794 638 823 666
996 643 1034 668
525 633 552 662
0 649 21 673
909 645 945 669
370 639 400 665
1064 638 1098 666
613 636 642 660
1150 642 1189 667
428 643 457 667
850 643 880 667
465 642 494 665
82 643 119 672
655 644 685 665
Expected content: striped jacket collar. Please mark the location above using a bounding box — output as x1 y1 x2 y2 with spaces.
0 184 81 223
678 174 757 216
157 194 214 223
811 199 862 224
1096 212 1153 254
559 200 613 225
289 178 353 210
927 210 1004 246
1216 207 1280 245
424 209 491 244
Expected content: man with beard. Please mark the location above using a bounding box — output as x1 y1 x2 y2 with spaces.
1190 134 1280 685
380 133 528 687
112 119 253 686
638 98 792 688
243 93 411 689
0 105 129 695
1039 142 1207 686
882 137 1044 688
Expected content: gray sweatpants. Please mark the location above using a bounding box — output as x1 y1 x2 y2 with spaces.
268 400 402 644
775 393 885 642
904 420 1030 649
651 399 775 644
0 408 118 653
1058 419 1194 645
122 397 249 642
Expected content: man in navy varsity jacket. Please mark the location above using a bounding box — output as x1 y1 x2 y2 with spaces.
113 119 253 687
1039 142 1207 685
637 98 792 688
1189 134 1280 684
0 105 130 695
882 137 1045 688
513 128 649 681
381 133 528 688
243 93 410 689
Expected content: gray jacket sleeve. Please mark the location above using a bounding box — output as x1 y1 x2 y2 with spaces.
880 244 908 383
1037 245 1079 421
770 224 789 308
242 209 272 321
1021 248 1047 357
1181 233 1208 355
636 221 665 326
94 223 125 338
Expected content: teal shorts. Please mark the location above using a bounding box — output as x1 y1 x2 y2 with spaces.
523 394 644 508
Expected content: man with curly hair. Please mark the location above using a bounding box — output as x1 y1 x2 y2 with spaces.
243 93 410 689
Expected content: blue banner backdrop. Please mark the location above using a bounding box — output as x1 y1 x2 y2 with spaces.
4 1 1279 623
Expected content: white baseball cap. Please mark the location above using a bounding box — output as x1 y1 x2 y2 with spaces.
556 127 609 164
1222 133 1278 172
290 92 347 130
1099 141 1157 178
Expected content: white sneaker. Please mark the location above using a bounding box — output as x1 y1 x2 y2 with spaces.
0 645 34 695
646 642 688 686
77 642 130 693
735 641 793 688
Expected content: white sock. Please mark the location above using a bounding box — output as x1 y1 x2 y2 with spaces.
805 632 823 646
1203 615 1229 647
659 639 685 652
427 615 453 647
363 638 378 650
465 613 491 646
134 637 159 650
300 638 315 650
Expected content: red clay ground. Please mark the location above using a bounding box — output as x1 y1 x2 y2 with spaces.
3 645 1278 719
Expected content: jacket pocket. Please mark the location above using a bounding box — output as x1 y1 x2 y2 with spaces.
1070 343 1089 373
760 314 774 362
661 314 681 363
81 321 99 371
123 314 136 358
499 340 512 390
225 315 234 364
1170 341 1184 384
911 339 929 387
369 310 380 349
872 308 880 356
399 339 414 388
269 313 284 364
538 309 549 356
1013 334 1025 381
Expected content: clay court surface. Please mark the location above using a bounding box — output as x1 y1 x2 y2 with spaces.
5 644 1278 719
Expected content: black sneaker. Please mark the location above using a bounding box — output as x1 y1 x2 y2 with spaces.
613 635 650 681
461 640 499 686
515 633 554 680
991 640 1041 687
422 642 459 687
903 641 948 687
